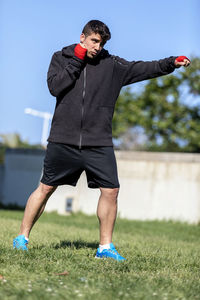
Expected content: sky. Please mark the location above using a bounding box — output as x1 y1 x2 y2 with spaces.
0 0 199 145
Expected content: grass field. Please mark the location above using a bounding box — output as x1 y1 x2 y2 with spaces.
0 210 200 300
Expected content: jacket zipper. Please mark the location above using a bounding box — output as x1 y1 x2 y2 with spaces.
79 66 86 149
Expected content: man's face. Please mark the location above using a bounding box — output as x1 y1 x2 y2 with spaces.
80 32 104 59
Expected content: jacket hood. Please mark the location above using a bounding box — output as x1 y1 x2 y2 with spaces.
62 44 109 60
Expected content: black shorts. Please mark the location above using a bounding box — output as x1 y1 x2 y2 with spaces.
40 142 120 189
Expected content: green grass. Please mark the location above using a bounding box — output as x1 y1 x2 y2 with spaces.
0 210 200 300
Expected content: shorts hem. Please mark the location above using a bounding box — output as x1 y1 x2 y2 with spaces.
88 184 120 189
40 179 77 187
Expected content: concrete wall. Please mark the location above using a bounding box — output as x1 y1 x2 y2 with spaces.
1 148 200 223
116 151 200 223
0 164 5 202
2 148 45 206
46 151 200 224
45 173 100 215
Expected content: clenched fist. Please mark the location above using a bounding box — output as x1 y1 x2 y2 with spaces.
174 56 190 68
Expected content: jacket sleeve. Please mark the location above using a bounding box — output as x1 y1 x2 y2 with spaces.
113 56 177 86
47 51 84 97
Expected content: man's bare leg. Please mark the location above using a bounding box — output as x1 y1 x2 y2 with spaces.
19 183 57 239
97 187 119 245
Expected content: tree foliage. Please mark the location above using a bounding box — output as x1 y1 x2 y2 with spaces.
113 56 200 152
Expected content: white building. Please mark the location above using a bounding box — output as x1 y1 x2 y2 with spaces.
1 148 200 223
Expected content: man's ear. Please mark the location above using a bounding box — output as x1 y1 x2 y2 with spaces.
80 33 86 43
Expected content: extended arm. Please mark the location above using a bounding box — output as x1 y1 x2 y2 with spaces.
113 56 177 86
114 55 190 87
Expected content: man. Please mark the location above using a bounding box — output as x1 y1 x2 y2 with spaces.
13 20 190 260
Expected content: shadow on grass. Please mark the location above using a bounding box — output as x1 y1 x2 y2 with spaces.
53 239 99 250
31 240 98 251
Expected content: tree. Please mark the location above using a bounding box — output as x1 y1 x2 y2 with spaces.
113 56 200 152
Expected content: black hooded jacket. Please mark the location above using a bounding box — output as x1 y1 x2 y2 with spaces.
47 44 176 147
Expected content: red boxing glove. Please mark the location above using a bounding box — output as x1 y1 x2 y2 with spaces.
74 44 87 60
175 56 190 63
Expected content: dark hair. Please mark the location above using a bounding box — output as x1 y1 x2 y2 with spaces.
82 20 111 45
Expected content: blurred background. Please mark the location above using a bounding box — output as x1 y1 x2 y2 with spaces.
0 0 200 223
0 0 199 151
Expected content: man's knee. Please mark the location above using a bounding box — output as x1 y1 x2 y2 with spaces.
39 183 57 196
100 187 119 200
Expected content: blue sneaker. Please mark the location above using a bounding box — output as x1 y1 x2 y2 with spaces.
13 235 28 251
95 243 126 261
